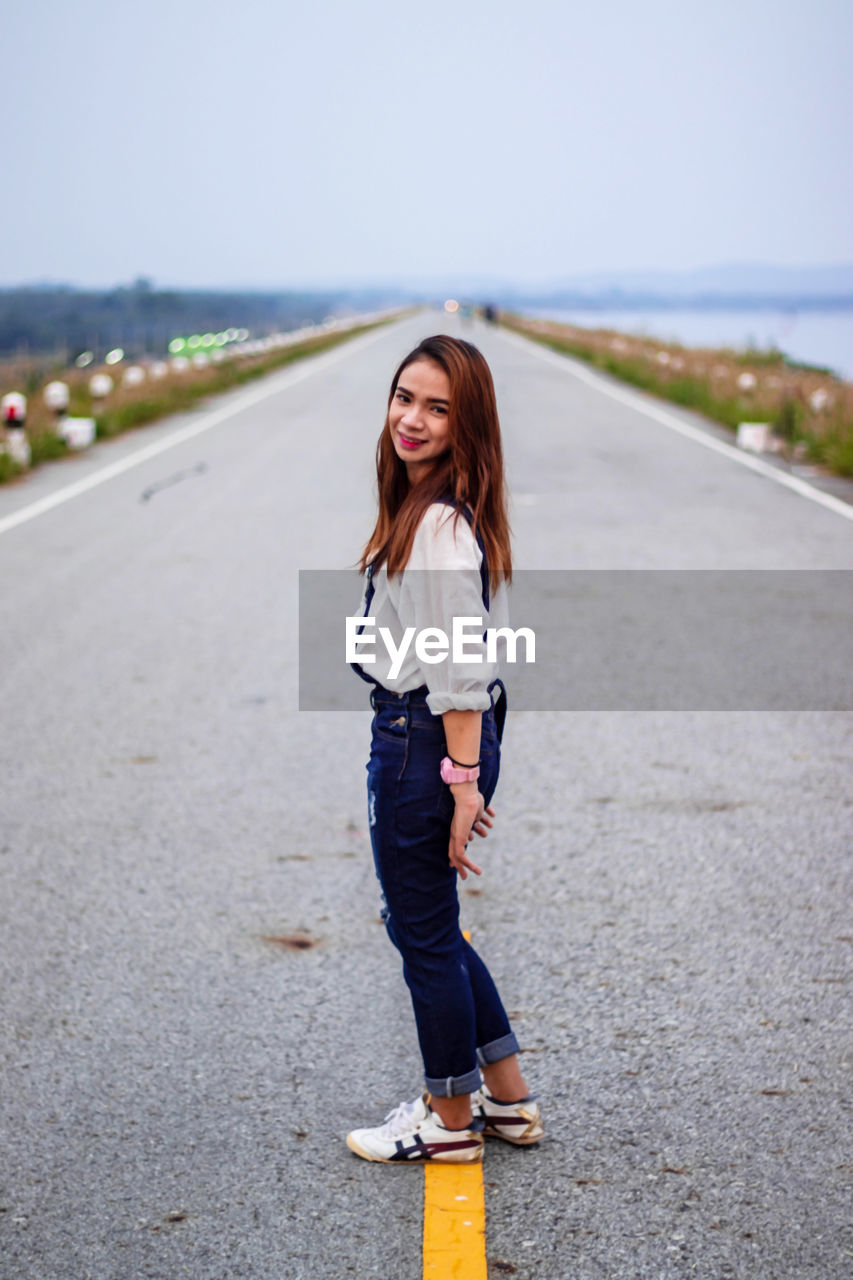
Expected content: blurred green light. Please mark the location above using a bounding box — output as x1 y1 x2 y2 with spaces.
168 337 186 354
188 335 202 349
201 333 216 348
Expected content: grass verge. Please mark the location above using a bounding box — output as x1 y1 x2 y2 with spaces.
502 313 853 478
0 317 395 485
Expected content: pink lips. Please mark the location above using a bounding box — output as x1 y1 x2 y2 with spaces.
398 432 425 450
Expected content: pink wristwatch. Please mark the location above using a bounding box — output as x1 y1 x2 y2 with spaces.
440 756 481 784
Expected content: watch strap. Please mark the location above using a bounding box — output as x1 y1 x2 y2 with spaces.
440 755 481 784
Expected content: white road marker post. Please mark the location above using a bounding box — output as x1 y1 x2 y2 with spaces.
1 391 30 468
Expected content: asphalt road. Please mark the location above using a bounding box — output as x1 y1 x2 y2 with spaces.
1 313 851 1280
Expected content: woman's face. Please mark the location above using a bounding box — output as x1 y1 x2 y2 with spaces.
388 358 451 481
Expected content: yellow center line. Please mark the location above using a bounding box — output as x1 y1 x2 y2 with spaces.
423 1164 487 1279
422 927 488 1280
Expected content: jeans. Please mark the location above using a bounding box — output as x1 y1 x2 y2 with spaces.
366 683 519 1097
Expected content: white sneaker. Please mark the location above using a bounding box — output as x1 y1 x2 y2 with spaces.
346 1093 485 1164
473 1084 544 1145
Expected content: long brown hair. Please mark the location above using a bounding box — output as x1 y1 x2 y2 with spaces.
360 335 512 589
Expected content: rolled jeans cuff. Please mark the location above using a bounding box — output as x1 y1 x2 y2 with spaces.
476 1032 520 1066
425 1064 483 1098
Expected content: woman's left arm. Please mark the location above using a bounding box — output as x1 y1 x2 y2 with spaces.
442 708 495 880
405 505 498 878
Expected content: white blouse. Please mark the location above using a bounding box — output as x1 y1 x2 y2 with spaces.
357 503 508 715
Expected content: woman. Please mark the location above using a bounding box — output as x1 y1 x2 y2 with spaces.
346 334 543 1164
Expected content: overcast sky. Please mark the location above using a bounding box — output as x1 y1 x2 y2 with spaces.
3 0 851 289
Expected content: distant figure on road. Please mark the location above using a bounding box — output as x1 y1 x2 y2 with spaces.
346 334 544 1164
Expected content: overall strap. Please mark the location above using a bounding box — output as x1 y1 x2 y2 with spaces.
350 561 378 686
436 495 490 611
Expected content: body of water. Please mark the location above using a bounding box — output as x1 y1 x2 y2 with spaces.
530 308 853 381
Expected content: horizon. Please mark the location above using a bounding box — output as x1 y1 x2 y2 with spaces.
5 259 853 296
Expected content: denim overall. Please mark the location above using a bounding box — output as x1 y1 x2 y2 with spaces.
353 505 518 1097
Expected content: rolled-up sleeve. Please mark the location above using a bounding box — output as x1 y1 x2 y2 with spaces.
401 505 496 716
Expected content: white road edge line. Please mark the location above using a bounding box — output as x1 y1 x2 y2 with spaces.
0 323 393 538
501 327 853 523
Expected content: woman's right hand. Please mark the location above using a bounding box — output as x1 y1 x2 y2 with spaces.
448 783 495 879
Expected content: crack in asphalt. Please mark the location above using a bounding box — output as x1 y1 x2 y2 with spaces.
140 462 208 502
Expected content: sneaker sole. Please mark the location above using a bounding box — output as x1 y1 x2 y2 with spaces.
345 1133 485 1164
482 1124 544 1146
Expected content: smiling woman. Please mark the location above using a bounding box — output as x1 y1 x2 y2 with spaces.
344 334 545 1166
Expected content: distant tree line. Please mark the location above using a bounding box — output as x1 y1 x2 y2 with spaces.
0 279 401 360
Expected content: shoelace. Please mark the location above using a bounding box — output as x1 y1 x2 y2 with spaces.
376 1097 423 1139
